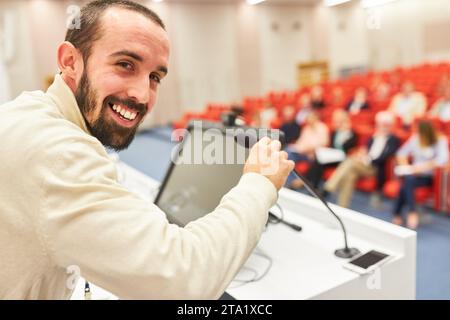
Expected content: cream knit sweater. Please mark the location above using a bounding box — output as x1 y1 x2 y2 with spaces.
0 75 277 299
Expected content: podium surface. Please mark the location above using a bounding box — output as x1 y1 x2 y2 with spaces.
72 162 416 300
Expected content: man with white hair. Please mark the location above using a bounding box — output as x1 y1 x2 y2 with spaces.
324 111 400 208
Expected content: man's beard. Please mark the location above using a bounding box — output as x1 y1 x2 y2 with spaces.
74 72 146 151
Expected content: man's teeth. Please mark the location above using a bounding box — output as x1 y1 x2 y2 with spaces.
111 104 137 120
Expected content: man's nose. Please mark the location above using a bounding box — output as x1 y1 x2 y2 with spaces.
127 78 150 106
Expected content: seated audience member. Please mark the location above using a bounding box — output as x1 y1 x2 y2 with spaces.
371 76 391 102
389 71 402 93
249 108 262 127
230 103 244 117
389 81 427 127
285 111 329 188
346 87 369 114
392 120 449 229
323 111 400 208
259 102 277 128
290 110 357 190
295 93 313 125
330 86 346 109
311 85 326 110
280 105 301 144
436 73 450 97
428 84 450 122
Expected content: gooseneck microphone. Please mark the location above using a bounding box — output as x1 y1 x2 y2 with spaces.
291 169 360 259
230 121 360 259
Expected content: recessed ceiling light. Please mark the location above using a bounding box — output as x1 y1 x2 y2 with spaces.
324 0 352 7
246 0 266 5
361 0 397 8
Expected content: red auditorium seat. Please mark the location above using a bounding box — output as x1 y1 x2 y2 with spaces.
382 164 450 212
383 179 432 205
323 167 335 180
295 162 310 175
356 176 378 193
350 111 376 126
270 117 282 129
353 124 374 146
371 99 391 112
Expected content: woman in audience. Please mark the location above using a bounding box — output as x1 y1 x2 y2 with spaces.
323 111 400 208
310 85 326 110
259 102 277 128
330 86 346 109
370 75 391 102
291 110 357 190
249 108 262 127
389 81 427 127
428 84 450 122
346 87 369 114
392 119 449 229
286 111 329 188
295 93 313 126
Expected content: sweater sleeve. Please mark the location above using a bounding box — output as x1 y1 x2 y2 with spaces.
38 136 277 299
397 136 415 158
435 136 449 166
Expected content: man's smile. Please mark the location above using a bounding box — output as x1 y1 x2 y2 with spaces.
107 101 142 128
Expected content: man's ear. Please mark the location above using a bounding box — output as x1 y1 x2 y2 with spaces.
57 41 84 93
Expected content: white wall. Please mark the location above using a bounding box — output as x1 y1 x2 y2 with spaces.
365 0 430 70
1 0 450 127
26 0 68 87
258 4 313 92
325 1 370 77
169 2 239 109
322 0 450 75
0 0 38 97
420 0 450 62
235 2 262 98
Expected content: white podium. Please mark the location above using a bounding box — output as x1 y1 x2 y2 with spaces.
71 162 416 300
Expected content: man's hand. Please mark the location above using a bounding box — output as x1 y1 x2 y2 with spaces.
243 137 295 191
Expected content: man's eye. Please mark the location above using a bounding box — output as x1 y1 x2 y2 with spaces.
117 62 133 71
150 74 161 84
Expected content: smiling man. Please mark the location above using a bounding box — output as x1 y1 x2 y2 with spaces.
66 2 169 150
0 0 294 299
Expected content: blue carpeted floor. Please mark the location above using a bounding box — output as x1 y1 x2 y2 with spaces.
118 126 450 300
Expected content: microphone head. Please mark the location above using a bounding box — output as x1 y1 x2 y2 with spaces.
233 128 285 149
234 130 258 149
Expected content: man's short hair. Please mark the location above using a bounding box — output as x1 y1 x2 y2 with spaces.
65 0 165 62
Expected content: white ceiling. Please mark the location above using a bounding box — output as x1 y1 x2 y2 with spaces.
163 0 321 5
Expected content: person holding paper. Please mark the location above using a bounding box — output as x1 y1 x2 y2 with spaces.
392 119 449 229
292 110 357 191
323 111 400 208
346 87 369 115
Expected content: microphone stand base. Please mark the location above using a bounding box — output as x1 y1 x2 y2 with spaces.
335 247 360 259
